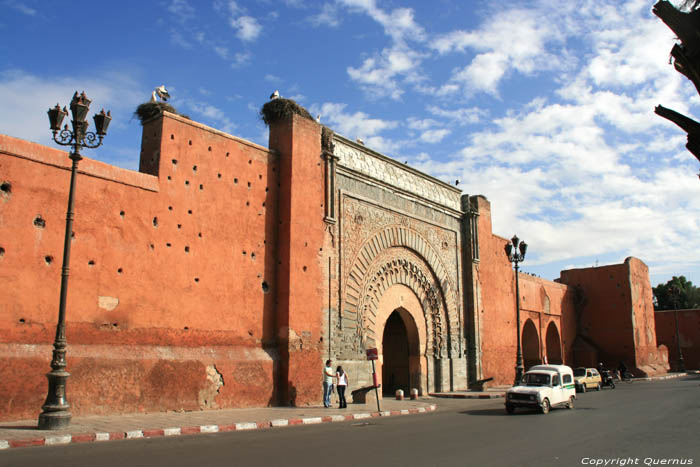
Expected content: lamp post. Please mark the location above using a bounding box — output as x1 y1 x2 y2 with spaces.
505 235 527 386
38 92 111 430
669 285 686 372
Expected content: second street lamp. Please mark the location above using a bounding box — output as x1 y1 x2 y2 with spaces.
505 235 527 386
38 92 111 430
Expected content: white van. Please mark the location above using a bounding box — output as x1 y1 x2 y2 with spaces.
505 364 576 414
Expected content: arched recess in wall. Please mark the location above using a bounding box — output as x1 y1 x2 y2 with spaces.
522 319 540 371
341 225 460 359
545 321 562 364
339 225 460 392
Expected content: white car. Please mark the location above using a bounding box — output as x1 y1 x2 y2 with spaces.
505 364 577 414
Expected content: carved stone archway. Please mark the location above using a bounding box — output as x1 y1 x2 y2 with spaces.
335 224 464 392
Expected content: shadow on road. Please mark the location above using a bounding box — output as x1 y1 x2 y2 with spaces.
460 406 597 416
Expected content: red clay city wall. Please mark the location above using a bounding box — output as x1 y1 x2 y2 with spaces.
268 113 327 406
559 258 668 376
471 196 577 385
655 309 700 371
0 113 285 421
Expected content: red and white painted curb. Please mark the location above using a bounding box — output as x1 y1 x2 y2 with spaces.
0 405 436 450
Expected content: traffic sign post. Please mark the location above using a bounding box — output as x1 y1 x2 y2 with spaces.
366 348 381 412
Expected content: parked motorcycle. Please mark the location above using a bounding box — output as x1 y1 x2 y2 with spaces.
600 369 616 389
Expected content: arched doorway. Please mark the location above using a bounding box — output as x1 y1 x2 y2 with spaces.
522 319 540 370
545 322 562 364
382 308 420 396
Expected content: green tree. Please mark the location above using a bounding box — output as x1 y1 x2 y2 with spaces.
653 276 700 310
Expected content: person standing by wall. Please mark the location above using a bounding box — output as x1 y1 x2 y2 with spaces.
336 366 348 409
323 360 334 408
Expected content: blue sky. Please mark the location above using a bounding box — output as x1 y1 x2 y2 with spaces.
2 0 700 288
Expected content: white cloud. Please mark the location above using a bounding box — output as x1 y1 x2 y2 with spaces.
167 0 195 22
347 46 424 100
312 102 398 141
3 0 36 16
426 105 485 125
231 52 251 68
338 0 425 44
231 16 262 42
309 3 340 27
420 128 450 144
0 69 143 146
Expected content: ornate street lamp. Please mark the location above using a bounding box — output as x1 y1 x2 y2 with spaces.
38 92 111 430
669 285 686 372
505 235 527 386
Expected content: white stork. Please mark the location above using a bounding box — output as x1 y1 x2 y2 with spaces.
151 85 171 103
270 90 280 100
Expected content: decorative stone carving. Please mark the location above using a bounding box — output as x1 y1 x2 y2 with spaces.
334 139 461 211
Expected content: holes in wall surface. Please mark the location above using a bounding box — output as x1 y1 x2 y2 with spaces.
0 246 5 257
217 173 222 179
250 252 256 260
185 180 190 186
199 184 204 190
198 232 202 238
166 242 172 248
119 210 125 219
149 244 155 250
192 165 197 172
168 206 173 211
188 209 193 215
184 246 190 253
167 176 172 181
189 140 192 146
225 152 230 158
19 318 25 324
44 255 53 265
177 224 182 229
242 250 247 255
88 260 95 266
246 201 250 206
208 146 212 152
194 277 200 283
170 134 174 140
248 160 252 164
234 178 238 184
261 281 269 293
172 159 178 165
184 326 189 331
247 182 251 188
0 181 11 198
303 266 307 272
33 215 46 228
117 268 123 274
153 217 158 227
258 174 262 180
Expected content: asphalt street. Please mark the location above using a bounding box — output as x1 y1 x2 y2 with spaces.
2 375 699 467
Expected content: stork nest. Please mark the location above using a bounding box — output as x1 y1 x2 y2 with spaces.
260 98 313 126
134 102 188 125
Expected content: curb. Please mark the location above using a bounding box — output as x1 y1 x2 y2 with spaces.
429 393 504 399
0 404 436 451
634 372 694 382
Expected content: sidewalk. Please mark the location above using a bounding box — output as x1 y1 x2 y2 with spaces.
0 398 437 450
429 387 507 399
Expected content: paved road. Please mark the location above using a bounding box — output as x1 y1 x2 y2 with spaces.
3 376 699 467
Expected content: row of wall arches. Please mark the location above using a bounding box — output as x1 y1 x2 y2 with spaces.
522 319 563 370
